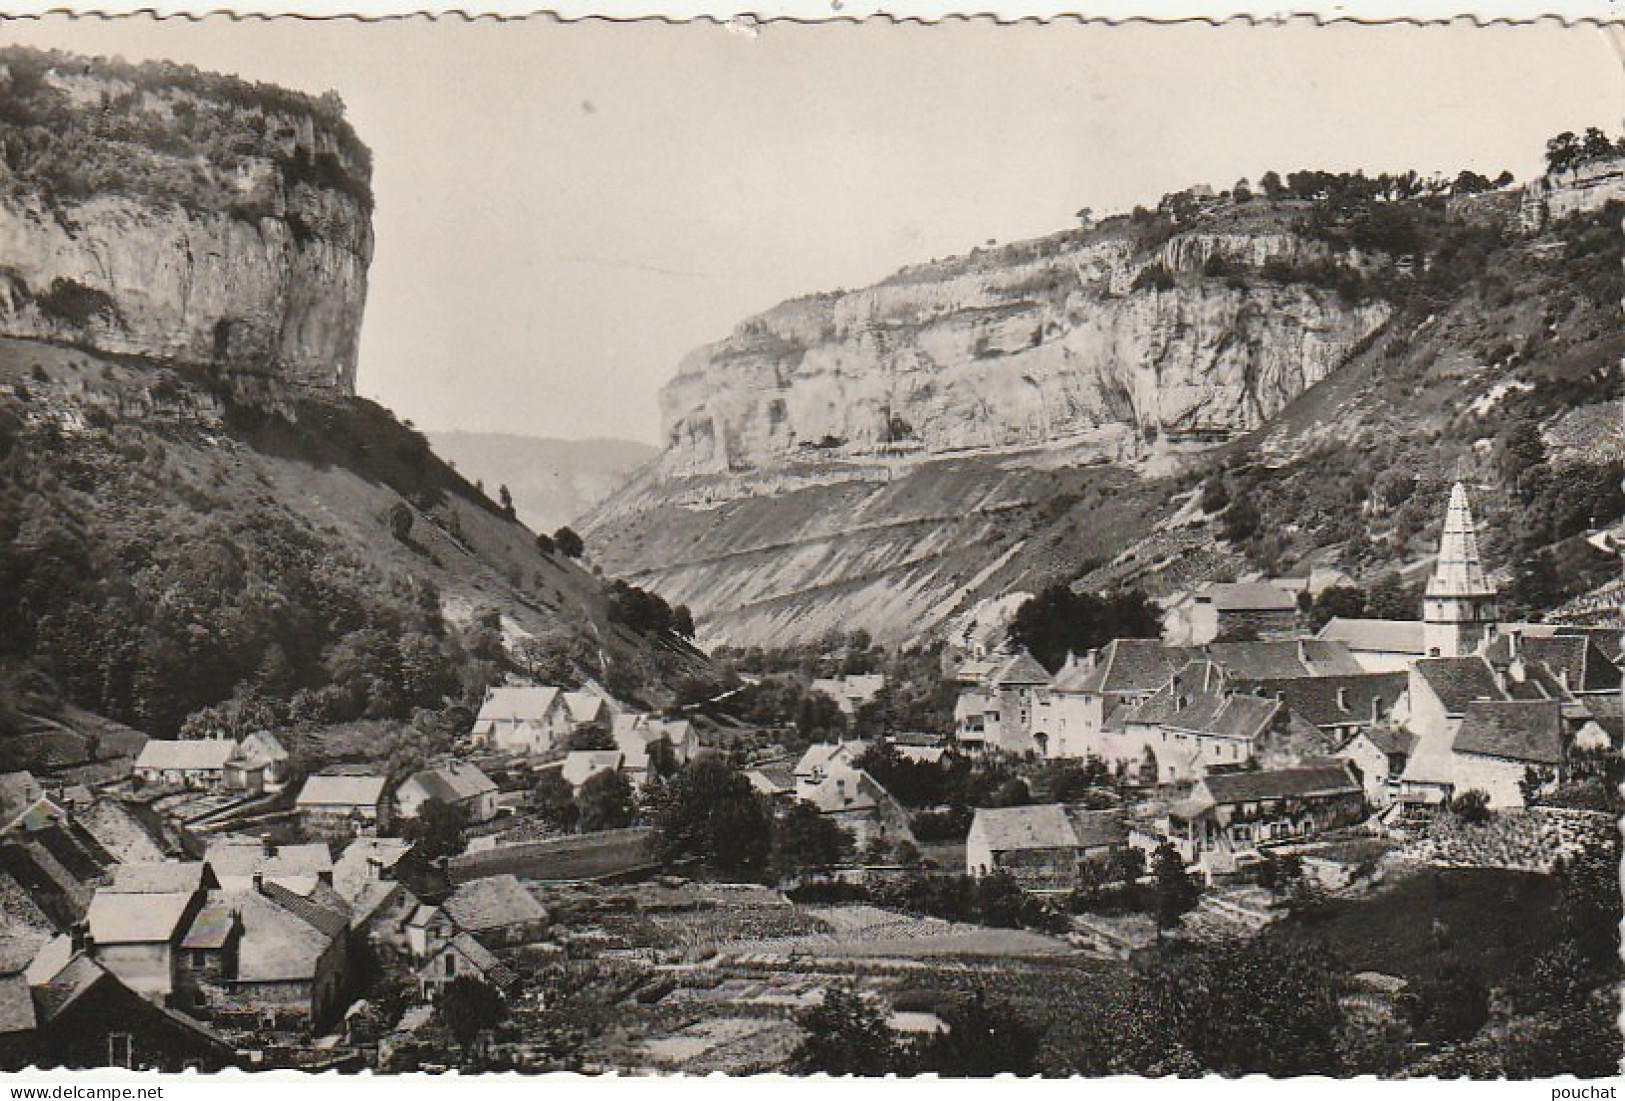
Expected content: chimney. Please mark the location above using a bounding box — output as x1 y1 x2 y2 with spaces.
1336 686 1350 712
261 833 277 860
252 870 266 894
1508 630 1521 659
1370 695 1381 726
70 921 91 955
1297 640 1309 667
1557 668 1570 692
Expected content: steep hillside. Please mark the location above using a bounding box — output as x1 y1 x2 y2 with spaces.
588 163 1624 649
0 339 706 737
0 48 706 746
426 432 656 532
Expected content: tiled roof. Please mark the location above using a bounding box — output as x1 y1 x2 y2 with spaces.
1053 640 1199 695
792 741 868 778
560 750 623 788
1198 764 1360 805
109 861 209 895
296 773 388 808
992 649 1052 686
1205 640 1363 679
229 889 335 984
1426 483 1496 599
1318 617 1427 655
204 840 332 888
441 874 545 933
29 951 105 1023
1196 581 1300 613
402 762 498 806
1413 657 1505 715
332 837 413 902
87 889 195 944
0 973 34 1035
1236 673 1408 728
134 739 235 772
424 932 519 992
562 691 612 724
970 804 1079 852
1125 662 1280 742
1359 726 1419 757
1067 808 1128 849
474 686 562 726
1453 700 1564 765
0 773 40 825
260 879 350 940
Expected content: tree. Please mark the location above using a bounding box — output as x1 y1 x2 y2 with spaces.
771 800 850 881
672 604 696 640
1310 585 1368 630
533 770 579 831
790 984 899 1075
1152 842 1198 934
437 975 507 1054
1142 937 1345 1075
648 756 773 879
497 484 515 520
1406 960 1490 1044
566 722 617 751
917 989 1042 1076
388 501 414 542
553 526 584 558
577 768 636 831
1221 496 1261 543
402 797 469 861
534 531 555 555
1449 788 1492 825
1007 582 1161 671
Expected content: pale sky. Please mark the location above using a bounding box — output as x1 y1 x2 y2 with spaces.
2 18 1621 443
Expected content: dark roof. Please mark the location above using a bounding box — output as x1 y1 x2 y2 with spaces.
1196 581 1300 612
441 874 545 933
30 952 106 1023
1236 673 1408 729
1066 808 1128 849
969 804 1079 852
0 973 34 1035
1360 726 1419 757
993 650 1052 686
260 879 350 940
1055 640 1200 695
1126 662 1281 741
1453 700 1564 765
179 899 237 951
1199 764 1360 805
1205 640 1364 679
1413 657 1505 715
425 932 519 992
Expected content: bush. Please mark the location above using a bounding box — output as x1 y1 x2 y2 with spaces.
1449 789 1492 825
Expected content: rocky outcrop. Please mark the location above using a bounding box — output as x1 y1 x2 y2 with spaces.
0 50 373 394
1518 156 1625 232
658 222 1389 475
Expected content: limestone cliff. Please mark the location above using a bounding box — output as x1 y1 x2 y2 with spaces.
0 48 372 393
659 218 1389 475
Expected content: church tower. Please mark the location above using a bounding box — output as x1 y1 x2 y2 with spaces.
1423 482 1500 658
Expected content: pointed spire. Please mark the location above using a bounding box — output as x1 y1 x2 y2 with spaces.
1427 482 1496 598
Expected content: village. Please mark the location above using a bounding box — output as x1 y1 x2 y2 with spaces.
0 479 1616 1074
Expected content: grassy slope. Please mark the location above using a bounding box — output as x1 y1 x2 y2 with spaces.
0 337 706 743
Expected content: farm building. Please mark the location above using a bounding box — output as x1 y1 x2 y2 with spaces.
1163 763 1365 877
966 804 1126 893
469 686 572 754
395 762 500 824
295 773 391 839
133 739 236 790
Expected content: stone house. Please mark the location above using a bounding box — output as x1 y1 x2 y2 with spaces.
1235 673 1408 744
1333 726 1418 807
1166 581 1302 646
965 804 1126 893
395 762 500 825
1163 763 1365 878
222 731 290 796
417 874 547 955
1042 641 1200 763
295 773 392 839
133 739 236 790
989 650 1054 756
204 837 333 894
1449 699 1565 808
469 686 572 754
83 862 212 1002
416 932 519 1002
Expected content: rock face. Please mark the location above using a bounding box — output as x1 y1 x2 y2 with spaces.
659 224 1389 475
0 50 373 394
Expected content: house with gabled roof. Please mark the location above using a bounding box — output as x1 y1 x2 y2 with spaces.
396 761 499 824
560 750 625 792
562 690 617 729
1390 655 1507 802
133 738 236 790
1234 672 1408 742
1043 640 1201 762
1317 617 1427 673
1168 580 1303 645
966 804 1127 893
421 874 547 953
1121 661 1328 785
223 731 290 795
295 772 391 839
84 874 208 1001
204 836 332 895
470 685 572 754
23 935 235 1071
1334 725 1419 807
1163 763 1365 877
1449 699 1565 807
416 931 520 1002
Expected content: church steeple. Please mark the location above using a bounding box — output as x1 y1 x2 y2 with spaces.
1423 481 1500 658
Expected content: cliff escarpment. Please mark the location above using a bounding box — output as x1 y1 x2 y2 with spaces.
591 163 1625 649
0 48 372 393
660 210 1390 475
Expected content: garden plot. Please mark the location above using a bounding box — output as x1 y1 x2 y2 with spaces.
722 904 1076 960
1403 807 1612 872
632 1016 801 1073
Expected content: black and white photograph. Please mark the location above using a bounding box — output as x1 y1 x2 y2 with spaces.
0 11 1618 1079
